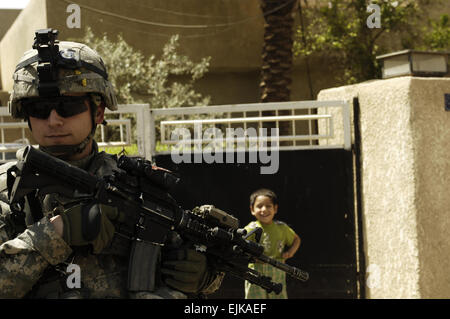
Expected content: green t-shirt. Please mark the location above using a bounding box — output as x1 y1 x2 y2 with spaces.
244 220 296 260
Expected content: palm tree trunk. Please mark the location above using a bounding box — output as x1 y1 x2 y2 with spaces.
259 0 298 143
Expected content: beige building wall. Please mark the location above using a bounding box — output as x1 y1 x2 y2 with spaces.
0 0 338 105
0 10 21 40
410 79 450 298
0 0 48 143
0 0 48 93
0 9 21 92
1 0 266 96
318 76 450 298
1 0 449 103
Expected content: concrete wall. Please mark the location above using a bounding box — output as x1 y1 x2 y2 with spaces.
0 0 47 92
0 0 339 104
410 79 450 298
318 76 450 298
1 0 449 102
0 9 21 42
0 9 21 90
1 0 267 97
45 0 264 71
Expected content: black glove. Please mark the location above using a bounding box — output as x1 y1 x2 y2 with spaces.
161 248 210 294
60 201 119 254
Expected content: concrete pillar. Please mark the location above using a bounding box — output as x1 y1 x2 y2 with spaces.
318 76 450 298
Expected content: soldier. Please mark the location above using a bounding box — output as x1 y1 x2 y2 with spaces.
0 29 222 298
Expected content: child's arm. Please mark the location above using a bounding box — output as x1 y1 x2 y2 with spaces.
282 234 301 260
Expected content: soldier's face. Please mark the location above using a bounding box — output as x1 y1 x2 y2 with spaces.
28 94 105 159
250 195 278 225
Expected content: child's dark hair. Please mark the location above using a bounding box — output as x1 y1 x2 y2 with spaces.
249 188 278 208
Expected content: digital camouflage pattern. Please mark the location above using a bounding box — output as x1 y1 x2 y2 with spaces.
0 217 72 298
0 146 124 298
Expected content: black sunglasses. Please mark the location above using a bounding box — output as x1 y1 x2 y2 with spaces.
21 96 89 119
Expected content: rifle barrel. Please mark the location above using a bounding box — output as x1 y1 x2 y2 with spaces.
257 254 309 282
13 146 310 293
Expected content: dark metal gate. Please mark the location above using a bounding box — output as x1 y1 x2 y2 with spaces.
155 147 361 299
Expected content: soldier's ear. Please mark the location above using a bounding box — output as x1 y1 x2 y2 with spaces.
95 104 105 125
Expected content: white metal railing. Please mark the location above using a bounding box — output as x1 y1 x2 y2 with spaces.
161 114 333 145
105 104 151 158
98 118 131 147
0 105 150 162
151 100 351 156
0 101 351 161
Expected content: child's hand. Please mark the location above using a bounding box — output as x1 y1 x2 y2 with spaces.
282 251 294 260
282 235 301 261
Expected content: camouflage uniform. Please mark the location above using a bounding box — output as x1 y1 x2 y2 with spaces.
0 143 222 298
0 29 223 299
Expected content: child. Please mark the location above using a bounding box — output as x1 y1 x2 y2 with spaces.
244 188 301 299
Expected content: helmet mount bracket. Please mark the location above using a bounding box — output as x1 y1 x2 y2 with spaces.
33 28 61 97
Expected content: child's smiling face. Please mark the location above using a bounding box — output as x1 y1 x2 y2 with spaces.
250 195 278 225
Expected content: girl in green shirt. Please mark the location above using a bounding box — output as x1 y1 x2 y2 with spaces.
244 188 301 299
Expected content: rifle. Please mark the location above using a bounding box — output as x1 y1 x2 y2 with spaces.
7 146 309 295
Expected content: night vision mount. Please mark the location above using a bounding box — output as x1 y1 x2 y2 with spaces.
32 28 61 97
14 28 109 98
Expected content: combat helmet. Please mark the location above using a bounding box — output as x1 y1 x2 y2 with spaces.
9 28 117 118
8 28 118 157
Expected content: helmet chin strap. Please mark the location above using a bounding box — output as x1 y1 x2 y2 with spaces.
39 130 95 159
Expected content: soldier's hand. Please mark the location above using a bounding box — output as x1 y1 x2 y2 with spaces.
59 201 119 254
50 215 64 237
161 248 210 294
